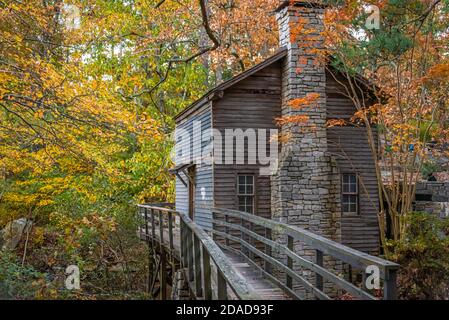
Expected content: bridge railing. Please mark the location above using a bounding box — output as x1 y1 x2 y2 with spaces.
210 207 399 300
138 204 261 300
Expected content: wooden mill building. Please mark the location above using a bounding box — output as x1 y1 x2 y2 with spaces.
171 0 380 255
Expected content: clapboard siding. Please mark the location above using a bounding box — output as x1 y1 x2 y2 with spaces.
326 71 380 254
213 62 282 221
175 103 213 230
173 60 381 254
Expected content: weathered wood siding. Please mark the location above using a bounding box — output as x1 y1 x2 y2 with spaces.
175 104 214 229
212 62 282 220
326 71 380 254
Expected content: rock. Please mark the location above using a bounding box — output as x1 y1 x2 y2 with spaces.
1 218 33 250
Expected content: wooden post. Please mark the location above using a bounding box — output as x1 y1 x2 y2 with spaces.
159 210 164 247
225 214 230 247
384 267 398 300
316 250 324 291
348 264 353 283
249 221 255 261
144 208 149 242
193 235 203 297
240 218 247 257
159 249 167 300
286 235 293 289
187 229 194 282
147 242 153 294
362 269 367 291
168 211 174 262
202 246 212 300
180 220 188 268
264 227 272 274
159 210 167 300
150 209 155 249
217 269 227 300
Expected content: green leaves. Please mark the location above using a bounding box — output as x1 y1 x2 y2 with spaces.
391 212 449 299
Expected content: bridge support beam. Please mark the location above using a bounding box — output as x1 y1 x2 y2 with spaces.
172 269 191 300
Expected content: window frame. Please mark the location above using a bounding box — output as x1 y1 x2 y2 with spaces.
341 173 359 215
236 173 256 214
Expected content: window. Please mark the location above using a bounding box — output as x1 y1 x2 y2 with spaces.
342 174 358 214
238 175 255 214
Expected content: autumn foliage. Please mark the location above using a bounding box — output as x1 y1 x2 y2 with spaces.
0 0 279 299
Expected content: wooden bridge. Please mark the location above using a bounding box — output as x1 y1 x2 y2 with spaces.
138 204 399 300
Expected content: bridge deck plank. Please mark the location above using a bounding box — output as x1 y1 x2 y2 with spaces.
140 225 289 300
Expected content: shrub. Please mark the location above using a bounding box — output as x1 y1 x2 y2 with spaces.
0 251 54 299
388 212 449 300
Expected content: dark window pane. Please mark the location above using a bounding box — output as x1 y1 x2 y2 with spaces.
342 174 358 214
238 175 254 195
349 183 357 193
237 175 255 213
342 194 358 214
350 204 357 213
350 175 357 184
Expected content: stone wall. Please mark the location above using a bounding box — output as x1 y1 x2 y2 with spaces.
414 182 449 218
271 1 341 298
416 182 449 202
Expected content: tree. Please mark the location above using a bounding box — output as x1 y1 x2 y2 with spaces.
0 0 279 297
283 0 449 253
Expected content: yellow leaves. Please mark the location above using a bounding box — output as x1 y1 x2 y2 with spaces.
37 199 54 207
34 110 44 119
2 193 39 207
31 227 45 246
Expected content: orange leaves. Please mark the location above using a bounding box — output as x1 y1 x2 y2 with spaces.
351 104 380 125
207 0 278 73
326 119 347 128
275 115 309 126
295 56 309 74
289 18 307 44
270 132 292 144
288 93 320 110
298 56 308 66
421 63 449 84
34 110 45 119
275 93 321 126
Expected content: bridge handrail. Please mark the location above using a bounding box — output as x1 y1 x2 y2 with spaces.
211 207 399 300
138 204 261 300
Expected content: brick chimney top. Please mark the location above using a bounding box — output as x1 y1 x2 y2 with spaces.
275 0 328 12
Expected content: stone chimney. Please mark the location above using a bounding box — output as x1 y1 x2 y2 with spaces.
272 0 341 241
271 0 341 297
